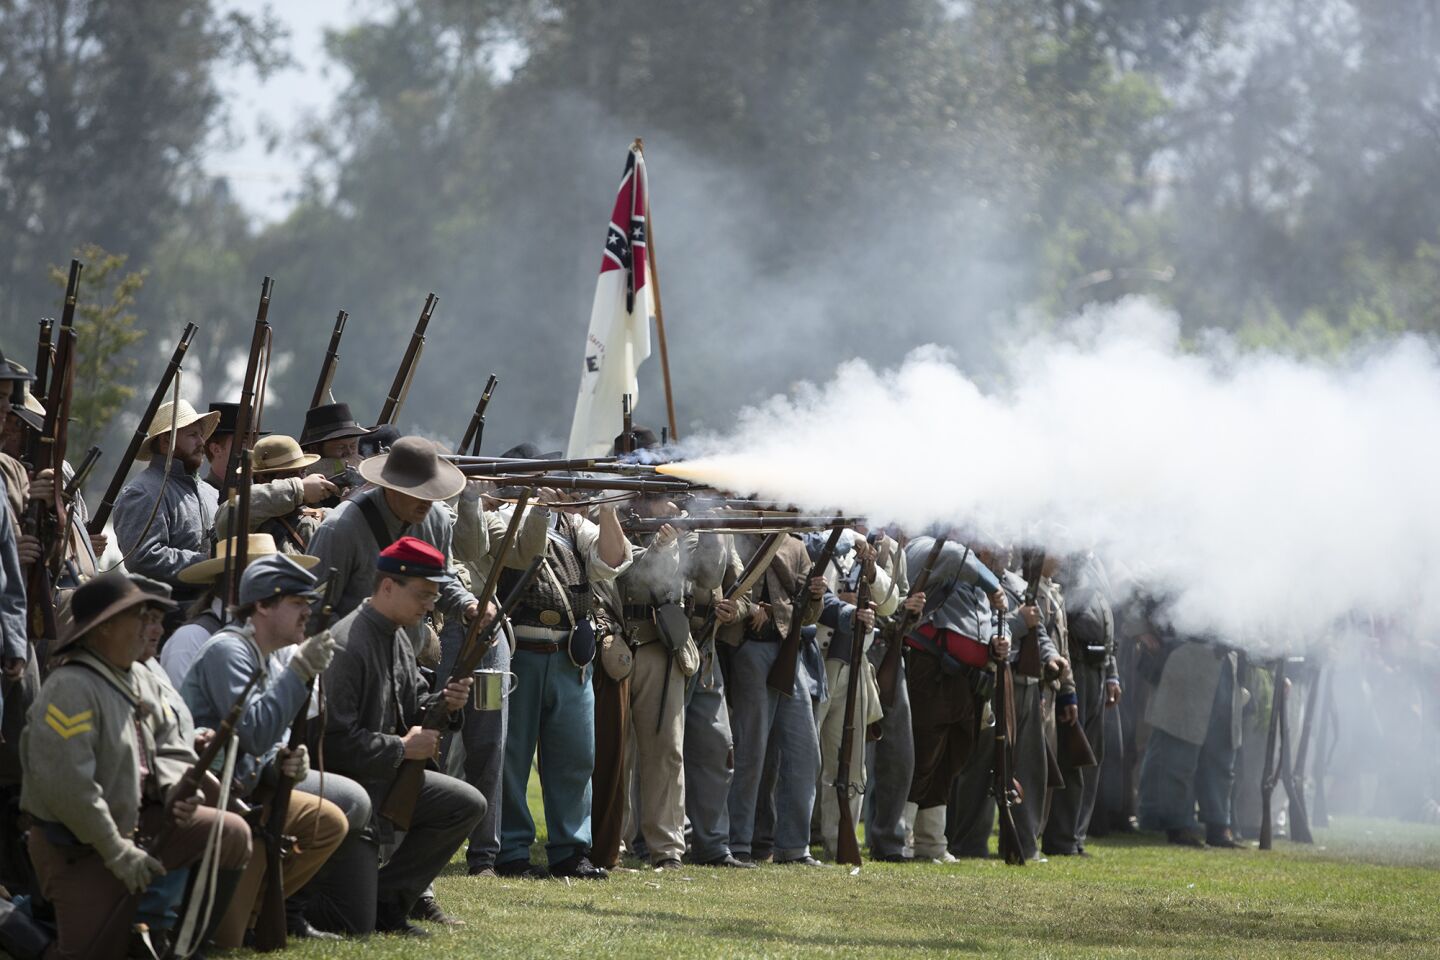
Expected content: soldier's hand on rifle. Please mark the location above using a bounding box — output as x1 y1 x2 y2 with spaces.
853 539 877 564
402 726 441 759
654 523 679 547
463 599 498 629
300 473 340 505
290 630 336 682
28 468 56 506
1045 655 1068 681
279 745 310 782
2 657 25 679
1020 604 1041 629
442 677 472 714
1105 679 1123 707
902 591 926 616
748 602 771 631
809 575 827 599
90 531 109 557
855 602 876 630
1059 703 1079 724
714 598 739 624
990 633 1012 661
990 589 1009 613
102 839 166 894
193 728 215 754
168 787 205 827
16 534 40 567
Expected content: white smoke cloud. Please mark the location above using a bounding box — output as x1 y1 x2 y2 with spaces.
669 297 1440 651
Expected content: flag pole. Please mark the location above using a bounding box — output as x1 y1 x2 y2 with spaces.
635 138 680 442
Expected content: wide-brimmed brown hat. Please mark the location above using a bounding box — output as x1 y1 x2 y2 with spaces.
179 533 319 584
358 435 465 502
137 399 220 462
252 435 320 476
57 573 177 652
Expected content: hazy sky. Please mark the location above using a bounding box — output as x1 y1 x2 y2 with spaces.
203 0 358 223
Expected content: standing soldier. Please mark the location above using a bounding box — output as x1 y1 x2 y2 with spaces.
214 434 337 552
724 533 826 866
21 574 252 958
1044 550 1121 857
865 528 918 861
901 535 1006 863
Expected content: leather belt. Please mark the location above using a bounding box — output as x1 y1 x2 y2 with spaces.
516 639 563 655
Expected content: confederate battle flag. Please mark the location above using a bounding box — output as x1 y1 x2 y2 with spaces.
566 142 654 458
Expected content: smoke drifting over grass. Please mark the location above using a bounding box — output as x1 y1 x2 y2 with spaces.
666 298 1440 650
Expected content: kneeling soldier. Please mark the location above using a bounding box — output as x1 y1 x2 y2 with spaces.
179 554 349 946
21 575 252 960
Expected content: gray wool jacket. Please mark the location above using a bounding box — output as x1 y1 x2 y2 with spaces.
113 458 218 598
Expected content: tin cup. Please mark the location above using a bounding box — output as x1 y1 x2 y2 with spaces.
471 669 518 711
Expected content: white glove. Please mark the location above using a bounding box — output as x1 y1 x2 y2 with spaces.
279 744 309 782
289 630 336 682
102 838 166 894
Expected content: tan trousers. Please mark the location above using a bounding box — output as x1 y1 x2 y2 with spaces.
212 791 348 948
622 642 687 864
816 658 883 859
29 806 252 960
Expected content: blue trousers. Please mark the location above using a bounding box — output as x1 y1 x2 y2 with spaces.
500 648 595 866
1139 665 1237 831
727 640 820 860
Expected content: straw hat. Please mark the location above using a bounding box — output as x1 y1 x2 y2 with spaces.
358 435 465 502
252 435 320 476
56 573 177 652
137 399 220 461
178 533 319 584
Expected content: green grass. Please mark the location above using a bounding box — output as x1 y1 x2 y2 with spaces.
279 777 1440 959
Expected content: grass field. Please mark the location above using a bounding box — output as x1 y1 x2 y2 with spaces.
277 800 1440 960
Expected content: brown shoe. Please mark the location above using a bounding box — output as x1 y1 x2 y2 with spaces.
1166 828 1206 848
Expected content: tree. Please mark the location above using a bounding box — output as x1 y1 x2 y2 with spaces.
49 244 146 454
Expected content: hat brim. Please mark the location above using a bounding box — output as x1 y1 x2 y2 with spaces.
12 407 43 433
179 550 320 585
253 452 322 476
57 590 177 652
358 452 467 502
136 410 222 462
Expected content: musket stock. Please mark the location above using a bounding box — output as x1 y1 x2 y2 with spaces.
376 293 435 427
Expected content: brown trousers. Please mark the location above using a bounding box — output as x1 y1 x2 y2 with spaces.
212 791 348 948
590 670 630 868
29 806 252 960
621 643 687 864
906 650 981 808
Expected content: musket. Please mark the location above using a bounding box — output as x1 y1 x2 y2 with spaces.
694 532 786 653
309 310 348 409
253 572 344 952
218 277 273 505
1258 657 1286 851
381 556 545 829
471 472 692 494
448 456 655 476
992 603 1026 866
623 514 857 534
375 293 436 427
1015 549 1046 679
876 535 947 709
63 446 102 502
834 554 873 868
32 317 54 402
458 375 498 456
89 322 198 535
147 667 264 854
41 327 77 580
766 521 843 695
1280 658 1313 844
222 448 254 609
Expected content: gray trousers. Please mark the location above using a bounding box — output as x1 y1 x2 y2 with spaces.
727 640 820 860
1010 680 1047 859
1044 662 1108 854
437 618 510 869
864 649 914 859
1139 665 1237 831
376 772 486 921
684 651 735 862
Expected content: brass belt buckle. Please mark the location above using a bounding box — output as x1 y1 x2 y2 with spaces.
539 609 563 627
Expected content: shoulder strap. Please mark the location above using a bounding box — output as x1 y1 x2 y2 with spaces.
357 494 407 550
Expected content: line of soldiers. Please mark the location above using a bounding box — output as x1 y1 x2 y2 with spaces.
0 327 1331 958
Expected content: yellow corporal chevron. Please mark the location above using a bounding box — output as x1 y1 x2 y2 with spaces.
45 704 94 740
